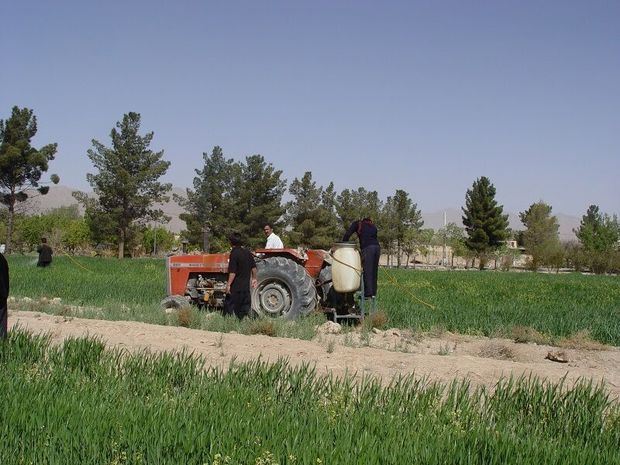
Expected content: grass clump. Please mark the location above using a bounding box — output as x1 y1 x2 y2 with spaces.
557 329 608 351
479 342 516 360
176 307 194 328
512 325 552 345
246 319 276 337
368 310 388 329
437 343 453 356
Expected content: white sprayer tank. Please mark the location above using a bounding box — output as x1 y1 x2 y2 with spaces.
331 242 362 293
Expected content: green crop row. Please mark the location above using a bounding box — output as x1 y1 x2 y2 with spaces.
1 329 619 465
6 255 620 345
380 268 620 345
8 255 164 307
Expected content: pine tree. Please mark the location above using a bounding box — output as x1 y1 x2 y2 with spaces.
381 189 423 267
461 176 509 267
318 182 342 244
286 172 339 249
0 106 59 253
176 146 238 251
574 205 620 273
519 201 561 270
178 150 286 251
76 112 171 258
335 187 383 229
231 154 286 249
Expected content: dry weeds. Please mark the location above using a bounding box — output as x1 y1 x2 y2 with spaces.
478 342 515 360
512 325 551 345
557 330 608 351
247 319 276 337
368 310 388 329
176 307 192 327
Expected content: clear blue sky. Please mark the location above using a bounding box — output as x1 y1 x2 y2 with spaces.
2 0 618 217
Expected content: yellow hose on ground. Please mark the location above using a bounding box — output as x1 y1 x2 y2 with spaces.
329 248 436 310
384 269 436 310
60 250 95 273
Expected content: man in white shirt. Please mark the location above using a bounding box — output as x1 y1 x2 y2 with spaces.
263 223 284 249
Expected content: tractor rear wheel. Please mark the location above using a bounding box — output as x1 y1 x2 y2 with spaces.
161 295 191 310
252 257 318 319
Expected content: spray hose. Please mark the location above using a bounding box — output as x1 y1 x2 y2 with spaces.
384 270 436 310
59 249 95 273
328 251 362 276
329 249 436 310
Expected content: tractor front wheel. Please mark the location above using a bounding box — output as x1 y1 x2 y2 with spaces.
252 257 318 319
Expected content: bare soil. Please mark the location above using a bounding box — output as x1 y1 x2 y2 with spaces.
9 310 620 400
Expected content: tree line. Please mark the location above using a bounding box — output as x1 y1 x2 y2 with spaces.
1 107 619 273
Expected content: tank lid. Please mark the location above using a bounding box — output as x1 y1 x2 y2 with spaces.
332 241 357 248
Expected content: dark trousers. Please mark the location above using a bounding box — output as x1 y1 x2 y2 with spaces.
362 244 380 298
224 290 252 320
0 302 7 339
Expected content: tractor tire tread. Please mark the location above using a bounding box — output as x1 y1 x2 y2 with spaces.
254 257 318 319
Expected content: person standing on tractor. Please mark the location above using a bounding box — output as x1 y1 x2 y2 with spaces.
343 217 380 299
263 223 284 249
225 232 258 319
37 238 53 267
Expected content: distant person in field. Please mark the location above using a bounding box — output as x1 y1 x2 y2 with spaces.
343 217 380 299
263 223 284 249
37 238 53 267
0 252 9 338
225 232 257 320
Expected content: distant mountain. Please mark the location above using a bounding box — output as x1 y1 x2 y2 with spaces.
24 185 580 240
24 185 188 234
23 185 79 213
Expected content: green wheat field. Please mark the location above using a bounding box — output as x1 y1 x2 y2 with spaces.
6 255 620 344
3 255 620 464
1 329 619 464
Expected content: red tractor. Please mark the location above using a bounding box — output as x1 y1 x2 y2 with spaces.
165 247 355 319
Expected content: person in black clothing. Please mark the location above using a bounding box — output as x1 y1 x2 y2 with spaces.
225 232 257 320
0 252 9 339
37 238 53 267
343 217 380 298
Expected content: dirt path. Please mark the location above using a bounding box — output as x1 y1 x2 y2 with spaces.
9 310 620 400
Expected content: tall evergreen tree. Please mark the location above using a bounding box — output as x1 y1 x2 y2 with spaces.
286 172 338 249
72 193 117 248
336 187 383 228
519 201 561 270
176 146 238 251
381 189 423 267
574 205 619 273
76 112 171 258
319 182 342 242
0 106 59 253
178 150 286 251
231 154 286 249
461 176 509 267
575 205 619 253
